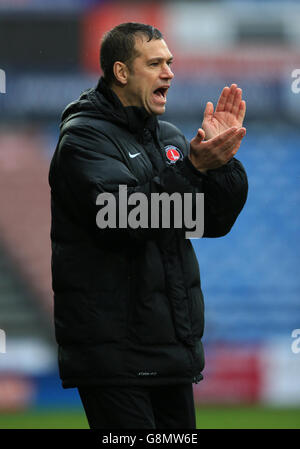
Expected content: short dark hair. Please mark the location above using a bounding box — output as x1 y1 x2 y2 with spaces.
100 22 163 86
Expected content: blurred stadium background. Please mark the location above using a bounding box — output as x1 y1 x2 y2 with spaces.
0 0 300 429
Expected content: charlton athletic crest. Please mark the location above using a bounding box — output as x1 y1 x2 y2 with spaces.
164 145 183 164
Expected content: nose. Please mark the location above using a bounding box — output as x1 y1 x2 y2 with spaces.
160 63 174 80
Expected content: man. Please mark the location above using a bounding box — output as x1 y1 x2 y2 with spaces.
49 23 248 429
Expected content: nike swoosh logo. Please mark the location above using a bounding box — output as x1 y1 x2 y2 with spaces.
128 152 141 159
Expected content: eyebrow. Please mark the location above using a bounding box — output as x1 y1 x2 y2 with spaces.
148 56 174 63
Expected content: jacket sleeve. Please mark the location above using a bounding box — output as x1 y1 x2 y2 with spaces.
180 153 248 238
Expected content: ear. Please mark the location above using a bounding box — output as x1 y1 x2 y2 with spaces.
113 61 129 85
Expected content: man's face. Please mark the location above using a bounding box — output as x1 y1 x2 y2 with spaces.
123 36 174 116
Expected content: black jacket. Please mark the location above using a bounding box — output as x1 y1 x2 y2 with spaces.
49 78 248 388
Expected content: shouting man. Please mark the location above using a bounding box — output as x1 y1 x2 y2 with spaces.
49 23 248 429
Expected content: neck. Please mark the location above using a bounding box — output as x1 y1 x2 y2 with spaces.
110 83 132 108
111 83 150 115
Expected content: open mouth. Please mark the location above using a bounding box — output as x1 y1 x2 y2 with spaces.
153 87 168 103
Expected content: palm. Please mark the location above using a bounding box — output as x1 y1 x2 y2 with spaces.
202 84 246 141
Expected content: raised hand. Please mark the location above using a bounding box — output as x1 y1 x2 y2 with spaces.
189 126 246 173
202 84 246 141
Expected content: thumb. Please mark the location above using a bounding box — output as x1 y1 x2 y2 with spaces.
191 128 205 150
204 101 214 119
195 128 205 143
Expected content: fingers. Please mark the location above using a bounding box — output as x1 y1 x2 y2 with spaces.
209 126 239 147
224 84 238 112
215 84 237 112
237 99 246 124
222 127 246 155
231 87 242 117
209 126 246 157
216 84 245 119
215 86 230 112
